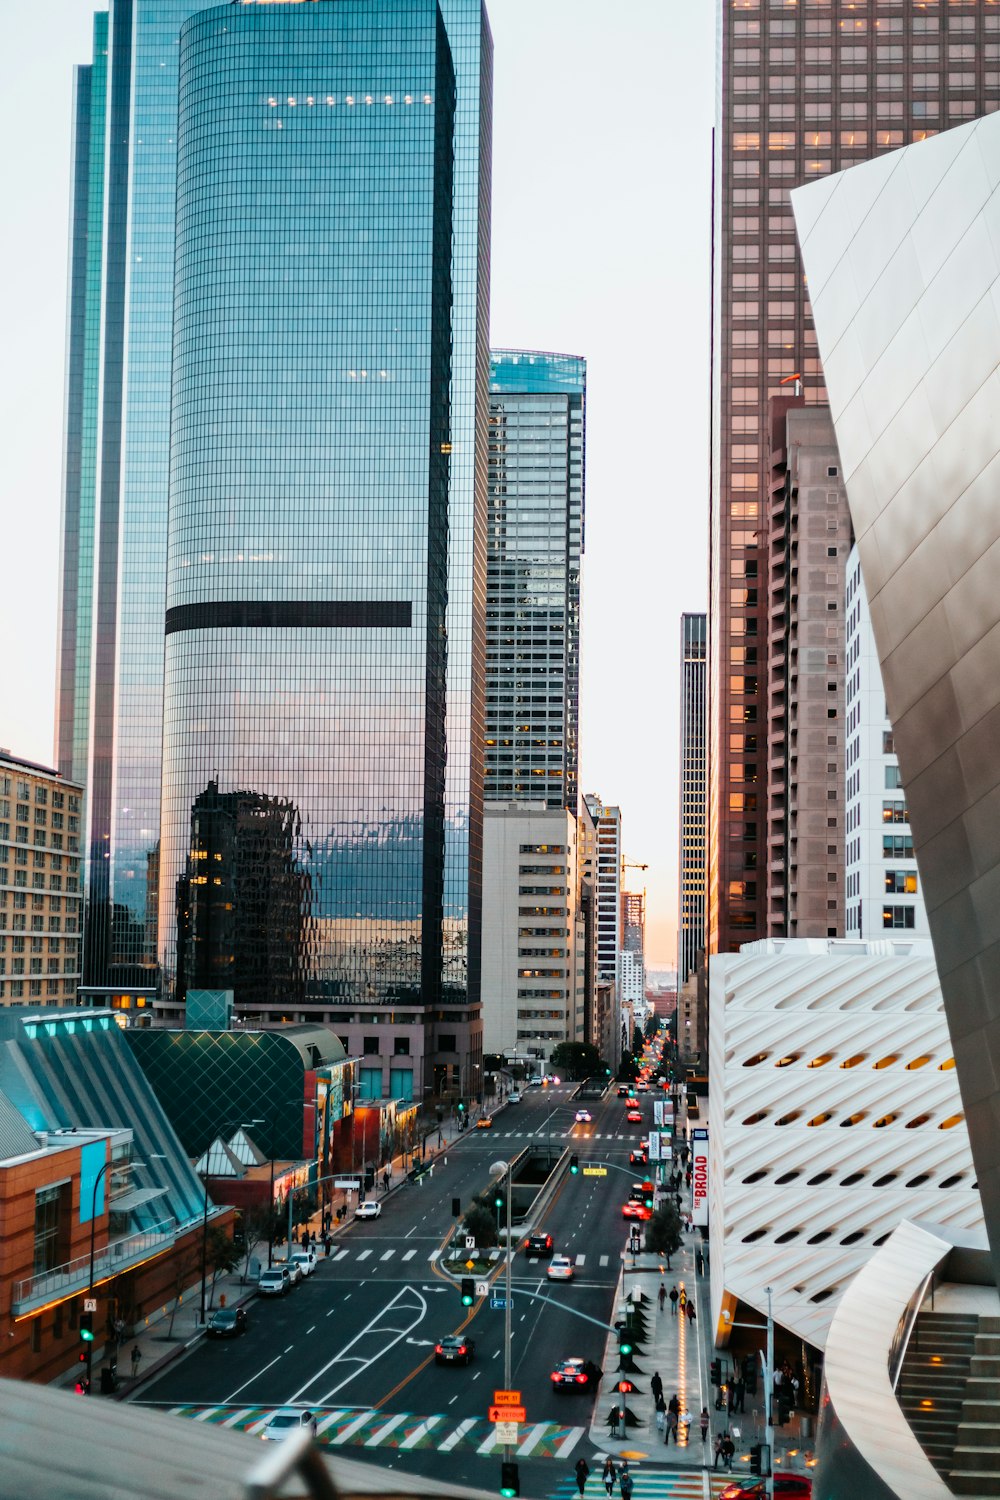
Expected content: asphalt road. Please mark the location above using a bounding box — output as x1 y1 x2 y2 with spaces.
138 1081 662 1497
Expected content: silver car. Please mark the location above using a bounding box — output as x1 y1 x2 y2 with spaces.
260 1408 317 1442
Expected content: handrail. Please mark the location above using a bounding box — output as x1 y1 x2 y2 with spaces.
889 1267 934 1392
13 1220 176 1310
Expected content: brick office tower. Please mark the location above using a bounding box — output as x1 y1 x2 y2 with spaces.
708 0 1000 954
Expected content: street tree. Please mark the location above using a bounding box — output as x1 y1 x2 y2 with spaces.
206 1225 241 1309
643 1013 659 1041
463 1200 499 1249
645 1201 683 1269
617 1051 640 1083
237 1204 273 1283
549 1041 603 1080
631 1024 644 1058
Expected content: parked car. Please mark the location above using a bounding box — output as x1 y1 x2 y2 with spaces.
207 1306 248 1338
289 1249 317 1278
277 1258 303 1286
355 1200 381 1220
524 1232 554 1258
257 1266 292 1297
434 1334 476 1366
260 1409 318 1442
547 1255 575 1281
507 1090 522 1104
550 1357 602 1391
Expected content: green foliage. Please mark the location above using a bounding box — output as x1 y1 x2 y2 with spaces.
463 1200 499 1248
548 1041 604 1080
631 1024 644 1058
617 1051 640 1082
645 1201 683 1261
643 1013 659 1040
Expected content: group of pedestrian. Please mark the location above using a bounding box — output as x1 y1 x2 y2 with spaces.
575 1456 634 1497
712 1432 736 1470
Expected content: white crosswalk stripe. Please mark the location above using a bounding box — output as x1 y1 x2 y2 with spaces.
599 1254 609 1267
515 1421 548 1457
330 1411 376 1445
428 1248 440 1262
356 1249 371 1261
402 1249 416 1261
380 1249 394 1261
315 1410 348 1436
220 1408 252 1428
575 1254 586 1266
334 1249 348 1261
438 1417 476 1453
553 1426 585 1457
363 1413 407 1448
399 1415 444 1449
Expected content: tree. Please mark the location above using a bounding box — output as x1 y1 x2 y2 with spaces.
206 1226 241 1309
237 1204 273 1283
483 1053 505 1075
462 1201 499 1250
631 1024 644 1058
617 1051 640 1083
643 1013 659 1041
549 1041 603 1080
166 1245 202 1339
645 1202 683 1269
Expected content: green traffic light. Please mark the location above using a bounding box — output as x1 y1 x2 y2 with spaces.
500 1488 517 1497
620 1339 632 1355
462 1293 473 1306
80 1328 94 1343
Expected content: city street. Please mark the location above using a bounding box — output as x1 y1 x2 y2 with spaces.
134 1080 672 1497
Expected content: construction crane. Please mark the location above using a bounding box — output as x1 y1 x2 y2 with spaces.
622 856 649 879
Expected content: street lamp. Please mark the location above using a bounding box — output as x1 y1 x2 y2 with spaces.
85 1149 163 1393
490 1161 514 1476
199 1121 259 1325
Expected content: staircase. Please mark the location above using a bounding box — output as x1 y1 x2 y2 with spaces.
896 1310 978 1480
949 1315 1000 1496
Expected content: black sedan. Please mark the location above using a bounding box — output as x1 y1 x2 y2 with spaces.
550 1357 602 1392
206 1306 248 1338
435 1335 476 1366
523 1232 554 1258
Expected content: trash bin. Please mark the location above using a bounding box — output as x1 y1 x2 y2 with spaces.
800 1416 812 1440
100 1366 119 1395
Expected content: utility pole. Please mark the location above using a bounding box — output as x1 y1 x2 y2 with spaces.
766 1285 775 1500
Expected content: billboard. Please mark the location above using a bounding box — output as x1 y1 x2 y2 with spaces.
691 1126 709 1227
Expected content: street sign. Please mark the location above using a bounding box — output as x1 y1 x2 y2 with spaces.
334 1179 360 1191
493 1421 519 1444
465 1235 477 1250
489 1405 526 1423
494 1390 522 1405
476 1280 490 1297
465 1258 476 1270
490 1296 512 1310
83 1298 97 1313
582 1166 607 1177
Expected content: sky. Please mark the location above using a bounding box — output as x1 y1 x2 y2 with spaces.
0 0 715 971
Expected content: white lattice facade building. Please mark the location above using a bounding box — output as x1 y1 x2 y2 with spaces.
708 938 983 1351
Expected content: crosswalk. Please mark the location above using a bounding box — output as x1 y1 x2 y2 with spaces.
549 1470 731 1499
305 1244 613 1272
485 1131 644 1141
170 1403 587 1459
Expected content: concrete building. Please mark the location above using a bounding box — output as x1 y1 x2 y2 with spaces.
575 796 601 1056
480 804 584 1064
708 939 983 1352
485 351 586 812
764 401 852 938
709 0 1000 956
794 106 1000 1292
678 613 707 987
0 750 84 1009
844 548 929 943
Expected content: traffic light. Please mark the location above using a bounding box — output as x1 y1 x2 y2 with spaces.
749 1445 762 1476
777 1389 793 1424
569 1154 579 1175
73 1377 90 1395
643 1190 654 1209
617 1328 636 1372
493 1189 504 1210
461 1277 475 1307
710 1358 722 1386
457 1100 465 1114
80 1311 94 1344
500 1460 520 1497
452 1197 461 1218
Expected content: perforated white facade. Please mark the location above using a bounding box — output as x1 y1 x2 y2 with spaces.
708 939 982 1350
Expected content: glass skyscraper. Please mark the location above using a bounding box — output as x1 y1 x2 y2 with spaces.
678 612 706 986
486 351 586 811
60 1 491 1087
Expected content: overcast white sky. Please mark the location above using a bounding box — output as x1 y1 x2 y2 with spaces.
0 0 715 969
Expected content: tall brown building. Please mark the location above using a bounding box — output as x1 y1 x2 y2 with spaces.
709 0 1000 954
764 399 852 936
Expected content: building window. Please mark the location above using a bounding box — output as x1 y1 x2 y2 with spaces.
393 1037 410 1056
885 870 918 895
882 800 908 824
34 1184 68 1276
363 1036 380 1056
438 1034 457 1053
883 905 916 930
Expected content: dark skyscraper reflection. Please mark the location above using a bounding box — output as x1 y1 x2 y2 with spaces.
156 0 489 1091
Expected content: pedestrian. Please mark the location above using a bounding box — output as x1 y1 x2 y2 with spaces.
130 1344 141 1379
713 1434 724 1470
678 1287 687 1312
655 1392 666 1434
722 1433 735 1471
307 1411 318 1438
669 1284 679 1316
619 1462 634 1500
324 1234 333 1258
602 1456 617 1496
658 1282 667 1313
650 1370 663 1403
575 1456 590 1495
699 1408 710 1445
734 1378 745 1414
686 1298 696 1325
665 1407 678 1443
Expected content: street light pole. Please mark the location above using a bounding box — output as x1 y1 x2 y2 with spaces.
491 1160 514 1476
85 1158 113 1395
766 1285 775 1500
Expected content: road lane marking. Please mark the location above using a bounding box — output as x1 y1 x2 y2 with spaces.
516 1421 548 1457
192 1407 220 1422
225 1354 283 1403
334 1249 349 1261
356 1250 372 1261
307 1325 316 1334
405 1226 416 1238
291 1284 429 1407
329 1410 378 1445
380 1249 394 1261
600 1255 609 1267
477 1428 502 1455
316 1410 348 1435
428 1249 440 1262
220 1408 253 1428
402 1249 416 1261
400 1415 444 1449
575 1254 586 1266
554 1426 585 1457
363 1412 408 1447
439 1417 476 1451
284 1345 294 1354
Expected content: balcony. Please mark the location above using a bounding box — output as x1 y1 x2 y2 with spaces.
12 1219 176 1318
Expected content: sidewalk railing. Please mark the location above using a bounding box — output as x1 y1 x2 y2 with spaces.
13 1220 177 1316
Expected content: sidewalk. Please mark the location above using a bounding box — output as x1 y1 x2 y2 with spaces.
78 1107 475 1401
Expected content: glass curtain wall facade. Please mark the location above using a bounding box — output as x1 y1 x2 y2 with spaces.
709 0 1000 956
485 351 586 811
159 0 490 1087
679 613 707 986
61 0 491 1042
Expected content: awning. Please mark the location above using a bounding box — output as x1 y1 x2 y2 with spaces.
110 1185 169 1213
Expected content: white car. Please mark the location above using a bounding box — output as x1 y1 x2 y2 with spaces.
355 1200 381 1220
574 1109 592 1124
260 1408 317 1442
289 1249 317 1277
547 1255 575 1281
507 1090 522 1104
277 1258 303 1286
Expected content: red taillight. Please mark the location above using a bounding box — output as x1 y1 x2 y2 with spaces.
551 1371 560 1382
575 1374 586 1384
457 1345 466 1355
435 1344 443 1353
524 1239 531 1249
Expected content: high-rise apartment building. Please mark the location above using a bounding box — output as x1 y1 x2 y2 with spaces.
709 0 1000 955
149 0 491 1101
844 549 928 942
584 794 621 1059
0 753 84 1008
764 400 852 937
60 0 492 1034
485 351 586 810
678 613 707 986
